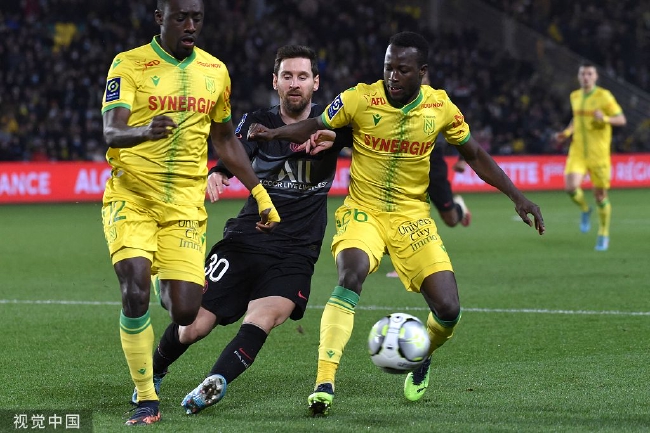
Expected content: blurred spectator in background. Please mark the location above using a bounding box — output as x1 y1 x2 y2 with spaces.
0 0 645 161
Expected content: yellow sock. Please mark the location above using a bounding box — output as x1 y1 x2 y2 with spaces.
597 198 611 236
426 311 461 356
120 310 157 402
315 286 359 390
569 188 590 212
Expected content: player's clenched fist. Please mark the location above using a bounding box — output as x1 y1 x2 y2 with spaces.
145 115 177 140
247 123 273 141
251 183 280 233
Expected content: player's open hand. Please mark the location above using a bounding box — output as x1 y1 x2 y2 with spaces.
247 123 273 141
256 208 280 233
514 197 545 235
206 172 230 203
145 115 177 140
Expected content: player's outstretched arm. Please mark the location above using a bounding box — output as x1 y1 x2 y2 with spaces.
247 117 323 143
210 120 280 232
554 119 574 143
458 137 545 235
291 129 337 155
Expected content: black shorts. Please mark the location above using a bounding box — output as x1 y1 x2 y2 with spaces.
202 240 315 326
428 146 454 213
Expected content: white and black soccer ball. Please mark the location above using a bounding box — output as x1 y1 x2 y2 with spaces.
367 313 430 374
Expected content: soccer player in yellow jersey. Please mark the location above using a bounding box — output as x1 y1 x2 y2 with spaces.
100 0 279 426
248 31 545 416
554 62 626 251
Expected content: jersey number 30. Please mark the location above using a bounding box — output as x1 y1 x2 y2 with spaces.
205 253 229 282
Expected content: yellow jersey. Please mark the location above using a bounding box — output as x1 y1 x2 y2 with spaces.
568 86 623 162
101 36 232 207
322 81 470 213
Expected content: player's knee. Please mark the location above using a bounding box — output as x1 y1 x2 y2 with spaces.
170 305 200 327
120 284 150 316
434 300 460 322
178 322 210 344
337 269 364 294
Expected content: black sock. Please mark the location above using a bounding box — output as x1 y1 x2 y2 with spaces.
209 323 268 383
454 203 464 222
153 323 190 375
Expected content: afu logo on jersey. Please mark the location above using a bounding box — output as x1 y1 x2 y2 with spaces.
234 113 247 137
327 94 343 119
136 59 160 70
105 77 121 102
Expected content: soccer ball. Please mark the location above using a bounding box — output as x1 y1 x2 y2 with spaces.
367 313 430 374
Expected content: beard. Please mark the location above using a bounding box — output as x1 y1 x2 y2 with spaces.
282 95 310 115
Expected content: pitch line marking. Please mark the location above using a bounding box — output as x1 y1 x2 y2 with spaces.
0 299 649 316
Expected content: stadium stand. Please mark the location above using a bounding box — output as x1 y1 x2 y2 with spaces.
0 0 646 161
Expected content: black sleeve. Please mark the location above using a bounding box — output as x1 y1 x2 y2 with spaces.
331 126 353 152
209 111 261 178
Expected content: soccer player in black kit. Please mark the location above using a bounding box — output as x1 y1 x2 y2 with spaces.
130 45 351 415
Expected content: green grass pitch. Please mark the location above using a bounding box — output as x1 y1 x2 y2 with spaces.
0 189 647 432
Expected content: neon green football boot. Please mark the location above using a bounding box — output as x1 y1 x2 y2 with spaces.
404 357 431 401
308 383 334 416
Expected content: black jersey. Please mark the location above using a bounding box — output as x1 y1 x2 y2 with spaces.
212 104 351 260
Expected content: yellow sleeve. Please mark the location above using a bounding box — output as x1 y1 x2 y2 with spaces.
603 90 623 117
441 97 471 145
322 87 358 129
101 54 137 114
212 68 232 123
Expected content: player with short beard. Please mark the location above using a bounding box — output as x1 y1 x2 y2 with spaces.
131 45 351 415
248 31 545 416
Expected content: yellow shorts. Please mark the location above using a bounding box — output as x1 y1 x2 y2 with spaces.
101 198 207 286
331 199 453 293
564 156 611 189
